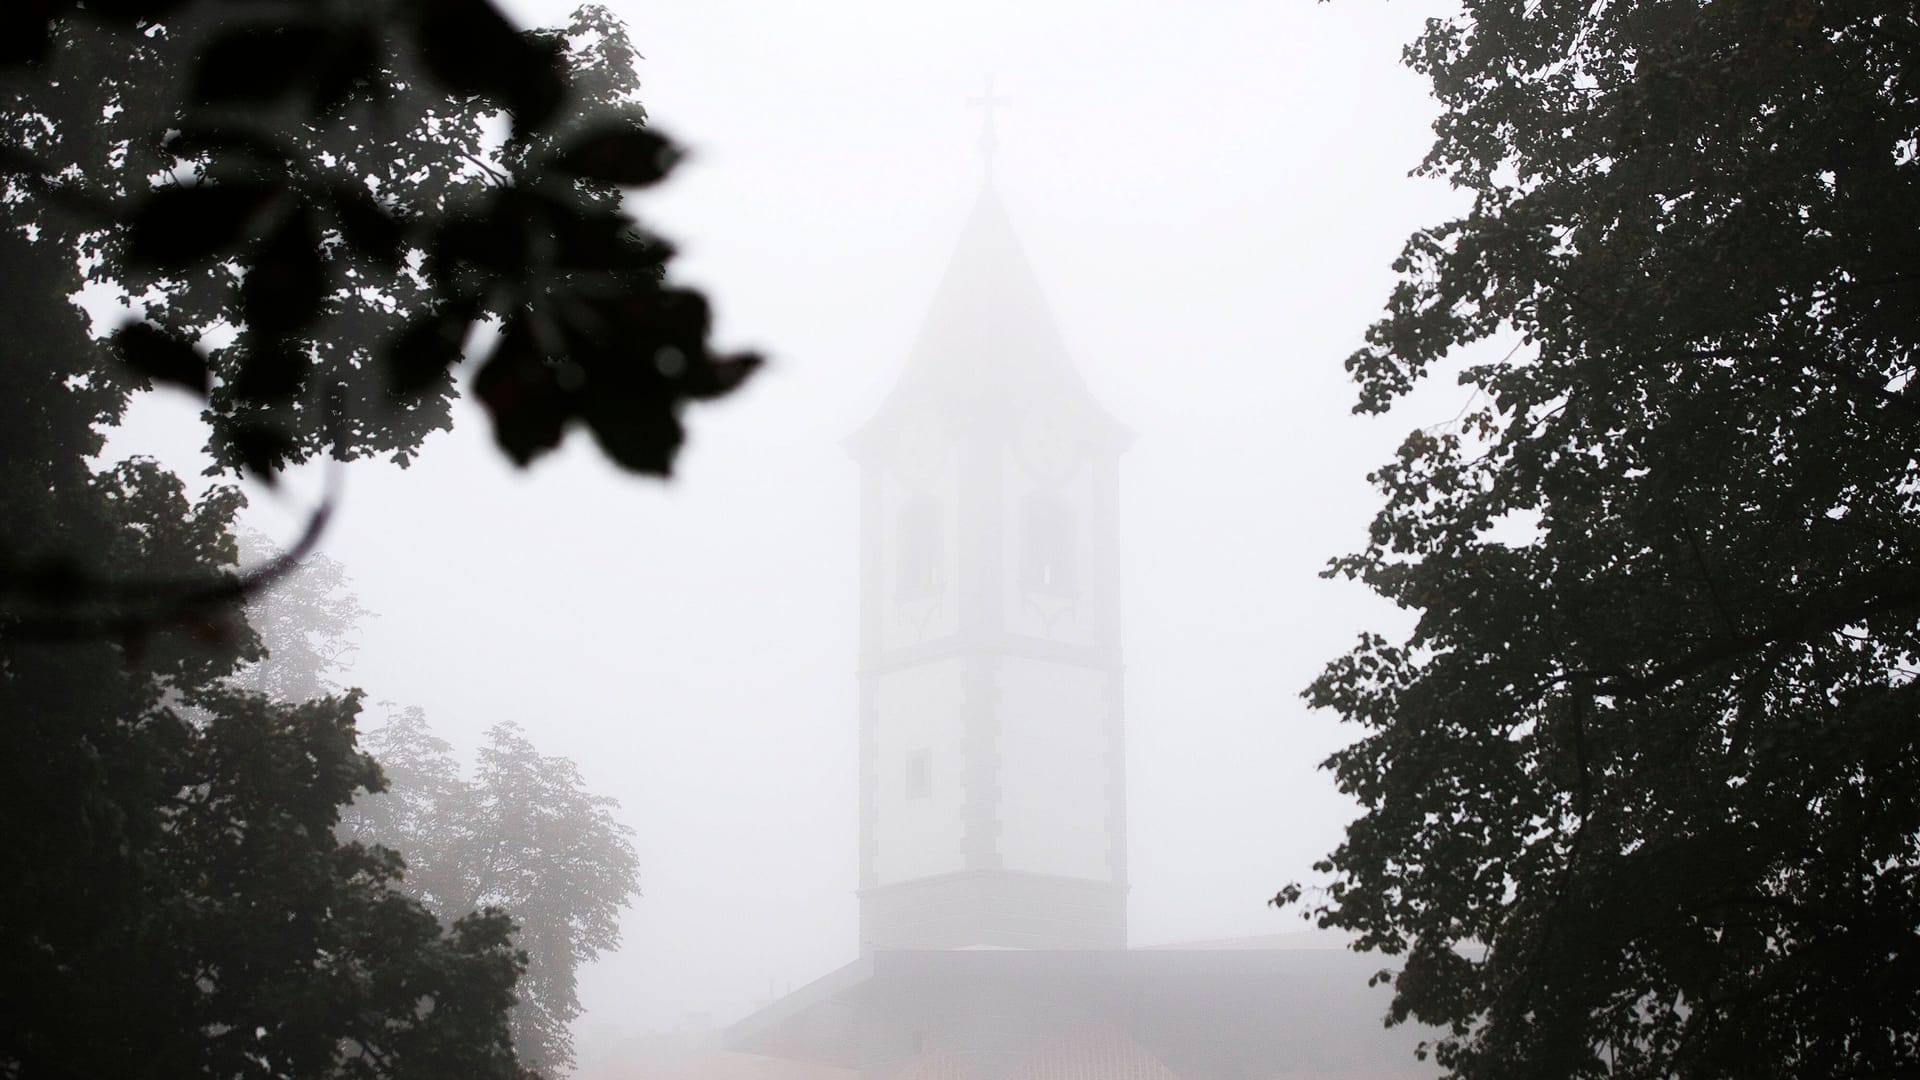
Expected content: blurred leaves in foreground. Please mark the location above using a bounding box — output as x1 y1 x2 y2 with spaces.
6 0 758 484
3 3 709 1075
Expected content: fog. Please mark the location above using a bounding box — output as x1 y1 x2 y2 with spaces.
106 0 1486 1062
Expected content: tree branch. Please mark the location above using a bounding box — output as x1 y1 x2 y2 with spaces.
1573 576 1920 698
0 465 340 642
1690 346 1920 430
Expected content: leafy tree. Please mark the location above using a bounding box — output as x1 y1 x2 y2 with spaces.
0 446 529 1078
231 534 373 702
7 685 530 1079
0 215 529 1072
1293 2 1920 1078
2 2 728 1075
344 708 476 916
342 714 642 1076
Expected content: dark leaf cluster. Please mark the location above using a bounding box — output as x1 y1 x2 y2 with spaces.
1299 2 1920 1078
2 4 691 1076
9 0 757 483
0 488 528 1079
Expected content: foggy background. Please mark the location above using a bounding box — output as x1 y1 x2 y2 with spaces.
103 0 1485 1061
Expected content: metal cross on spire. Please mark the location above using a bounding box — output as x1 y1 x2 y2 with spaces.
966 74 1012 171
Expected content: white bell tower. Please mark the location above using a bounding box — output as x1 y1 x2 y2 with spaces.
846 177 1131 952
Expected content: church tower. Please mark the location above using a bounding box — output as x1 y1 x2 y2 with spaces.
726 109 1427 1080
846 179 1132 952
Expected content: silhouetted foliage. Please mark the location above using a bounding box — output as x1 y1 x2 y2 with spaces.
1294 2 1920 1078
1 614 530 1078
342 712 642 1077
4 0 756 485
236 546 641 1074
2 2 718 1075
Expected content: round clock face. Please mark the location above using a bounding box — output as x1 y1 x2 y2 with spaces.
1017 413 1081 484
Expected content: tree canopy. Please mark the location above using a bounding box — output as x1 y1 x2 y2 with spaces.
342 713 642 1076
1295 1 1920 1077
237 545 640 1072
2 2 718 1075
230 535 372 702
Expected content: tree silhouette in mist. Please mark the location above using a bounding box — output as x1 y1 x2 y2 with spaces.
2 3 738 1075
1291 2 1920 1077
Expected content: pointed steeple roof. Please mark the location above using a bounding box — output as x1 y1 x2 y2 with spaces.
849 183 1128 451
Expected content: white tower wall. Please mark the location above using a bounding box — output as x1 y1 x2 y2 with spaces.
849 184 1132 953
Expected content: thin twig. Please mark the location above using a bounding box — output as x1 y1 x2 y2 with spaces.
1 387 350 642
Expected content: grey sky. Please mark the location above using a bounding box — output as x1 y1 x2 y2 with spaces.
107 0 1480 1055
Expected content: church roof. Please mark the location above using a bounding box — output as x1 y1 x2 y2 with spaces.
725 948 1434 1078
892 1048 973 1080
848 183 1128 451
576 1051 854 1080
1003 1022 1184 1080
